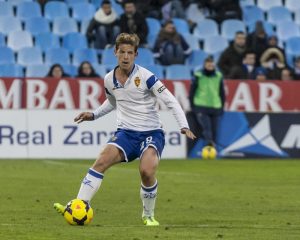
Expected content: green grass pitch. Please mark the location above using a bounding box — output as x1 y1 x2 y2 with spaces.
0 159 300 240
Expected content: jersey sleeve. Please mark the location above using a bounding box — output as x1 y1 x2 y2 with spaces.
150 79 190 130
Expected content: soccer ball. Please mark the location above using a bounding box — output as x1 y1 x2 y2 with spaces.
201 146 217 159
63 199 93 226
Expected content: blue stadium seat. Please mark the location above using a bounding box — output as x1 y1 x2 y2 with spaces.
17 47 43 66
172 18 190 35
80 20 90 34
16 2 41 20
0 33 5 47
0 2 13 17
242 5 265 26
193 19 219 41
136 48 155 65
35 33 60 52
73 48 98 66
285 37 300 56
203 36 229 55
285 0 300 12
26 64 50 77
183 34 200 50
0 17 22 35
0 64 24 77
295 9 300 25
61 64 77 77
45 48 71 65
221 19 246 40
185 49 208 69
44 1 69 20
257 0 283 11
101 48 117 66
25 17 50 36
53 17 78 36
71 3 96 22
247 21 275 36
165 64 191 80
66 0 89 5
146 64 164 79
91 0 103 8
277 21 300 42
7 31 33 51
111 1 124 15
146 18 161 49
0 47 15 64
93 64 107 78
62 32 88 53
6 0 33 7
239 0 255 7
267 6 292 25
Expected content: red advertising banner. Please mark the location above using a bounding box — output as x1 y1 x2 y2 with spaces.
0 78 299 112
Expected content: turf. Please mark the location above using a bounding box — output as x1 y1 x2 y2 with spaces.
0 159 300 240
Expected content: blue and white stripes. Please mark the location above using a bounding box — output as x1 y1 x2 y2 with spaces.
88 168 104 179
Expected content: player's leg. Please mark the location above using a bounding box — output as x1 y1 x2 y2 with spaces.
139 147 160 226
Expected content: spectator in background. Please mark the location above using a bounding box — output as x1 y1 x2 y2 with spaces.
281 68 293 81
254 67 267 81
77 61 100 78
260 48 285 80
86 0 119 49
119 0 149 46
247 21 268 65
47 64 69 78
189 56 225 147
153 20 191 65
228 50 258 80
266 35 285 57
161 0 186 21
292 56 300 80
218 31 247 78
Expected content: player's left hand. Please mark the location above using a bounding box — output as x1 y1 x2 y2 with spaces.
181 128 196 140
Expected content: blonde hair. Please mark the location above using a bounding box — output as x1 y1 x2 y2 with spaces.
115 33 140 52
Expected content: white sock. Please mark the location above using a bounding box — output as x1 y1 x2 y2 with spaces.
77 168 104 202
140 180 158 218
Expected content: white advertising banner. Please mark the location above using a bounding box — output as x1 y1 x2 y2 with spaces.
0 110 186 159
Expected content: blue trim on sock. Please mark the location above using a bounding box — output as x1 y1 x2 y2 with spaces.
88 168 104 179
141 182 158 192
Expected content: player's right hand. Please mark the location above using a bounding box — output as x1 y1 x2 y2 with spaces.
74 112 94 124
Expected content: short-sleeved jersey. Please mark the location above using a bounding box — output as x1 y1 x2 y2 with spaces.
96 64 189 131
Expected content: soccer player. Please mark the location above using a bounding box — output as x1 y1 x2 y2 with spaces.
54 33 196 226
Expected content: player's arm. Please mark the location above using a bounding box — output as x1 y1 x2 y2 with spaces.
151 79 196 140
74 88 116 124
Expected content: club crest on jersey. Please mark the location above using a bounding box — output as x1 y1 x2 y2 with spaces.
134 77 141 87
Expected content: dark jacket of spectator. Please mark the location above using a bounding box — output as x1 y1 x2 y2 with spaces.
260 47 285 80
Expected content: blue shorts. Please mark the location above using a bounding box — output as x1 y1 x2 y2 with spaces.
107 129 165 162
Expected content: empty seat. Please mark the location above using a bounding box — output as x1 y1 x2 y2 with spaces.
0 2 13 17
239 0 255 7
80 20 90 34
16 1 41 20
73 48 98 66
53 17 78 36
25 17 50 36
0 64 24 77
135 48 154 65
45 1 69 20
71 3 96 21
277 21 300 42
146 64 164 79
185 49 208 69
221 19 246 40
267 6 292 25
17 47 43 66
285 0 300 12
146 18 161 39
193 19 219 41
285 37 300 56
0 33 5 47
183 34 200 50
165 64 191 80
203 36 229 55
295 9 300 25
7 31 33 51
93 64 107 78
257 0 283 11
45 48 70 65
61 64 77 77
91 0 104 8
6 0 33 7
0 17 22 35
0 47 15 64
35 33 60 52
101 48 117 66
242 6 265 26
172 18 190 35
62 32 88 53
66 0 89 5
26 64 50 77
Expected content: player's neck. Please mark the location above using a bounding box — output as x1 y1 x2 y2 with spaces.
118 65 134 77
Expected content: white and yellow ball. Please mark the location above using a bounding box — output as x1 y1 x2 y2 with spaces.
63 199 93 226
201 146 217 159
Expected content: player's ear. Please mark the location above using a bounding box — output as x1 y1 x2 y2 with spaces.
135 51 138 57
114 47 118 56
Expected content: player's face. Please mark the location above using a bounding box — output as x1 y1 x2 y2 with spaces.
115 44 137 71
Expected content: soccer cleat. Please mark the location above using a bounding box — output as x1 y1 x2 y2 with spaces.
142 216 160 226
53 202 66 215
